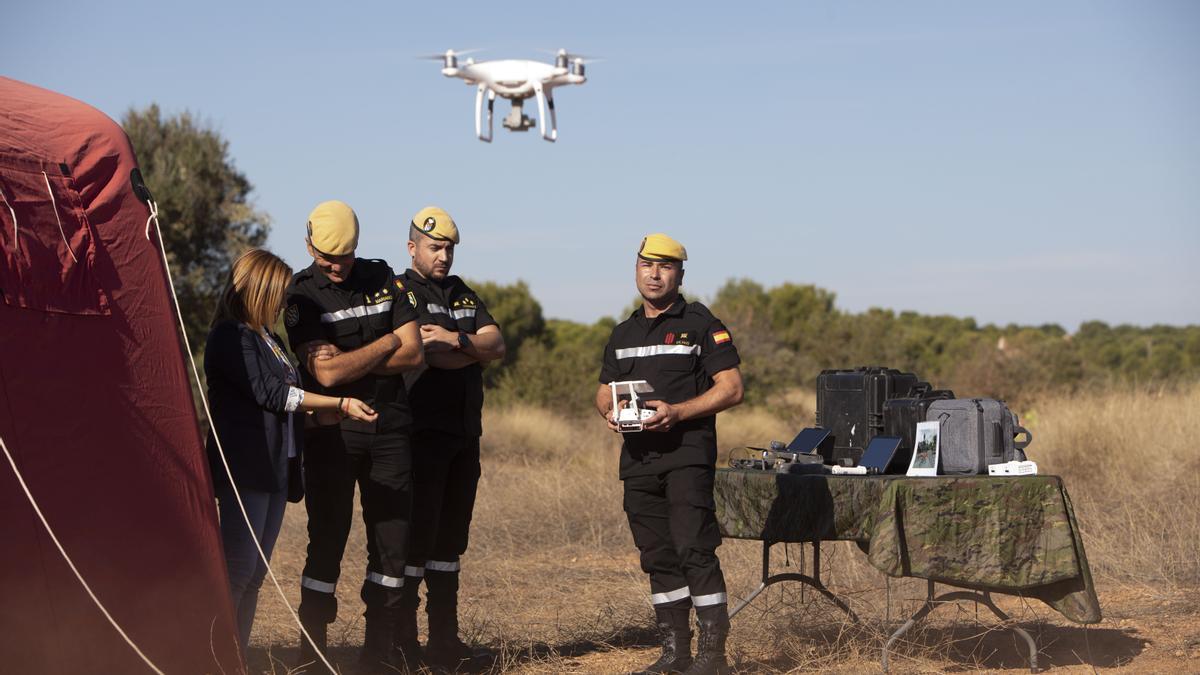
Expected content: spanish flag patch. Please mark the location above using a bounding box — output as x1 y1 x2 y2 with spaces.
712 330 731 345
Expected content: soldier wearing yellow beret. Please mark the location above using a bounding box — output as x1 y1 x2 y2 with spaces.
283 200 426 669
392 206 506 668
595 233 745 675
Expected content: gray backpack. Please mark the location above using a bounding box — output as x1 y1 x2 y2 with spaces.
926 399 1032 475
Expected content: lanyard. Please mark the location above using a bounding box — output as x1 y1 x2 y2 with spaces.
256 328 298 386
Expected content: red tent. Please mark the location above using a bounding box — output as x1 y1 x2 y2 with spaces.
0 77 241 673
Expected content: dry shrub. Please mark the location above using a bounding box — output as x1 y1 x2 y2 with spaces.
716 406 797 454
480 405 614 465
1023 382 1200 588
762 386 818 425
475 406 628 554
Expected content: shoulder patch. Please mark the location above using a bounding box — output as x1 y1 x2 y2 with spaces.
393 277 405 291
712 329 731 345
285 304 300 328
407 291 418 307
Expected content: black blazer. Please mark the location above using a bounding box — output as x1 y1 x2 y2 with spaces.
204 320 304 493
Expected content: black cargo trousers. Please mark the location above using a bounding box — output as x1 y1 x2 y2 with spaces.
298 426 413 626
623 464 728 622
400 430 482 614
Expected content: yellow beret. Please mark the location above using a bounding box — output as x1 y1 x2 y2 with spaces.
306 200 359 256
411 206 459 244
638 233 687 262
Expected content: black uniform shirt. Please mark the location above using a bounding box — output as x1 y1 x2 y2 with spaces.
599 296 741 478
284 259 420 433
401 269 498 438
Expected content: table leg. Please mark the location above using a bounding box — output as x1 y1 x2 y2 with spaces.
728 540 860 624
881 580 1039 673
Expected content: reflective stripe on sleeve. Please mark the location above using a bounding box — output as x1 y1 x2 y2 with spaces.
301 576 336 594
650 586 691 605
615 344 701 360
691 591 728 607
403 565 425 578
425 560 460 572
320 301 392 324
365 571 404 588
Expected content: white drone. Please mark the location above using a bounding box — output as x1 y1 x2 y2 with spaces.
421 48 593 143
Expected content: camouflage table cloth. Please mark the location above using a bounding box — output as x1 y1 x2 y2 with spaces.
715 470 1101 624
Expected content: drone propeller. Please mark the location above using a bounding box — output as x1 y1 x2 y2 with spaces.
540 48 603 63
416 48 483 61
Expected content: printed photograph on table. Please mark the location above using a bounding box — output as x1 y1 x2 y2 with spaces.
908 421 940 476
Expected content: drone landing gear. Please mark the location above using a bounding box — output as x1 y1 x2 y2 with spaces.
476 90 558 143
475 85 495 143
532 81 558 142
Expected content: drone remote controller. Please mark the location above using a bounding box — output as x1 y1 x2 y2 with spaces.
616 407 656 433
609 380 656 434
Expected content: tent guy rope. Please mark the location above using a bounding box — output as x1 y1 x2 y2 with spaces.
0 186 17 248
0 432 166 675
41 171 78 263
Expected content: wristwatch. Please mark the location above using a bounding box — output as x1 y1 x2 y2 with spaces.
455 331 469 351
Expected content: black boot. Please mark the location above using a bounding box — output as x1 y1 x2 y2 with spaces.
297 588 334 669
393 605 423 671
631 611 693 675
296 622 327 670
682 614 730 675
360 609 394 669
425 568 475 670
425 609 474 670
393 579 424 668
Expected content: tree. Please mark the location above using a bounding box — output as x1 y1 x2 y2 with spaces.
465 279 545 384
490 318 616 415
711 279 805 403
122 105 270 349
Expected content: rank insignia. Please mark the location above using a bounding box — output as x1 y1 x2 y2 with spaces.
664 332 675 345
367 288 391 305
676 332 692 346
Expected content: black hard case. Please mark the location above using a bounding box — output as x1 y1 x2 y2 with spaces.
881 387 955 473
814 367 922 465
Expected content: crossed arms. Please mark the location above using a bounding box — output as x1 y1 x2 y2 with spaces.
300 321 424 388
418 323 505 369
300 322 506 386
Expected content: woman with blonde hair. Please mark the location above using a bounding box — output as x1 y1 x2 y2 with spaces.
204 248 375 652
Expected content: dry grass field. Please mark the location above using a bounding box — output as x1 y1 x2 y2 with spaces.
245 384 1200 673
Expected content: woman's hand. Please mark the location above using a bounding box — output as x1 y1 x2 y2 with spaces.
340 397 378 423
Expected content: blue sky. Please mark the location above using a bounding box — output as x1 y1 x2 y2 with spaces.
6 1 1198 330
